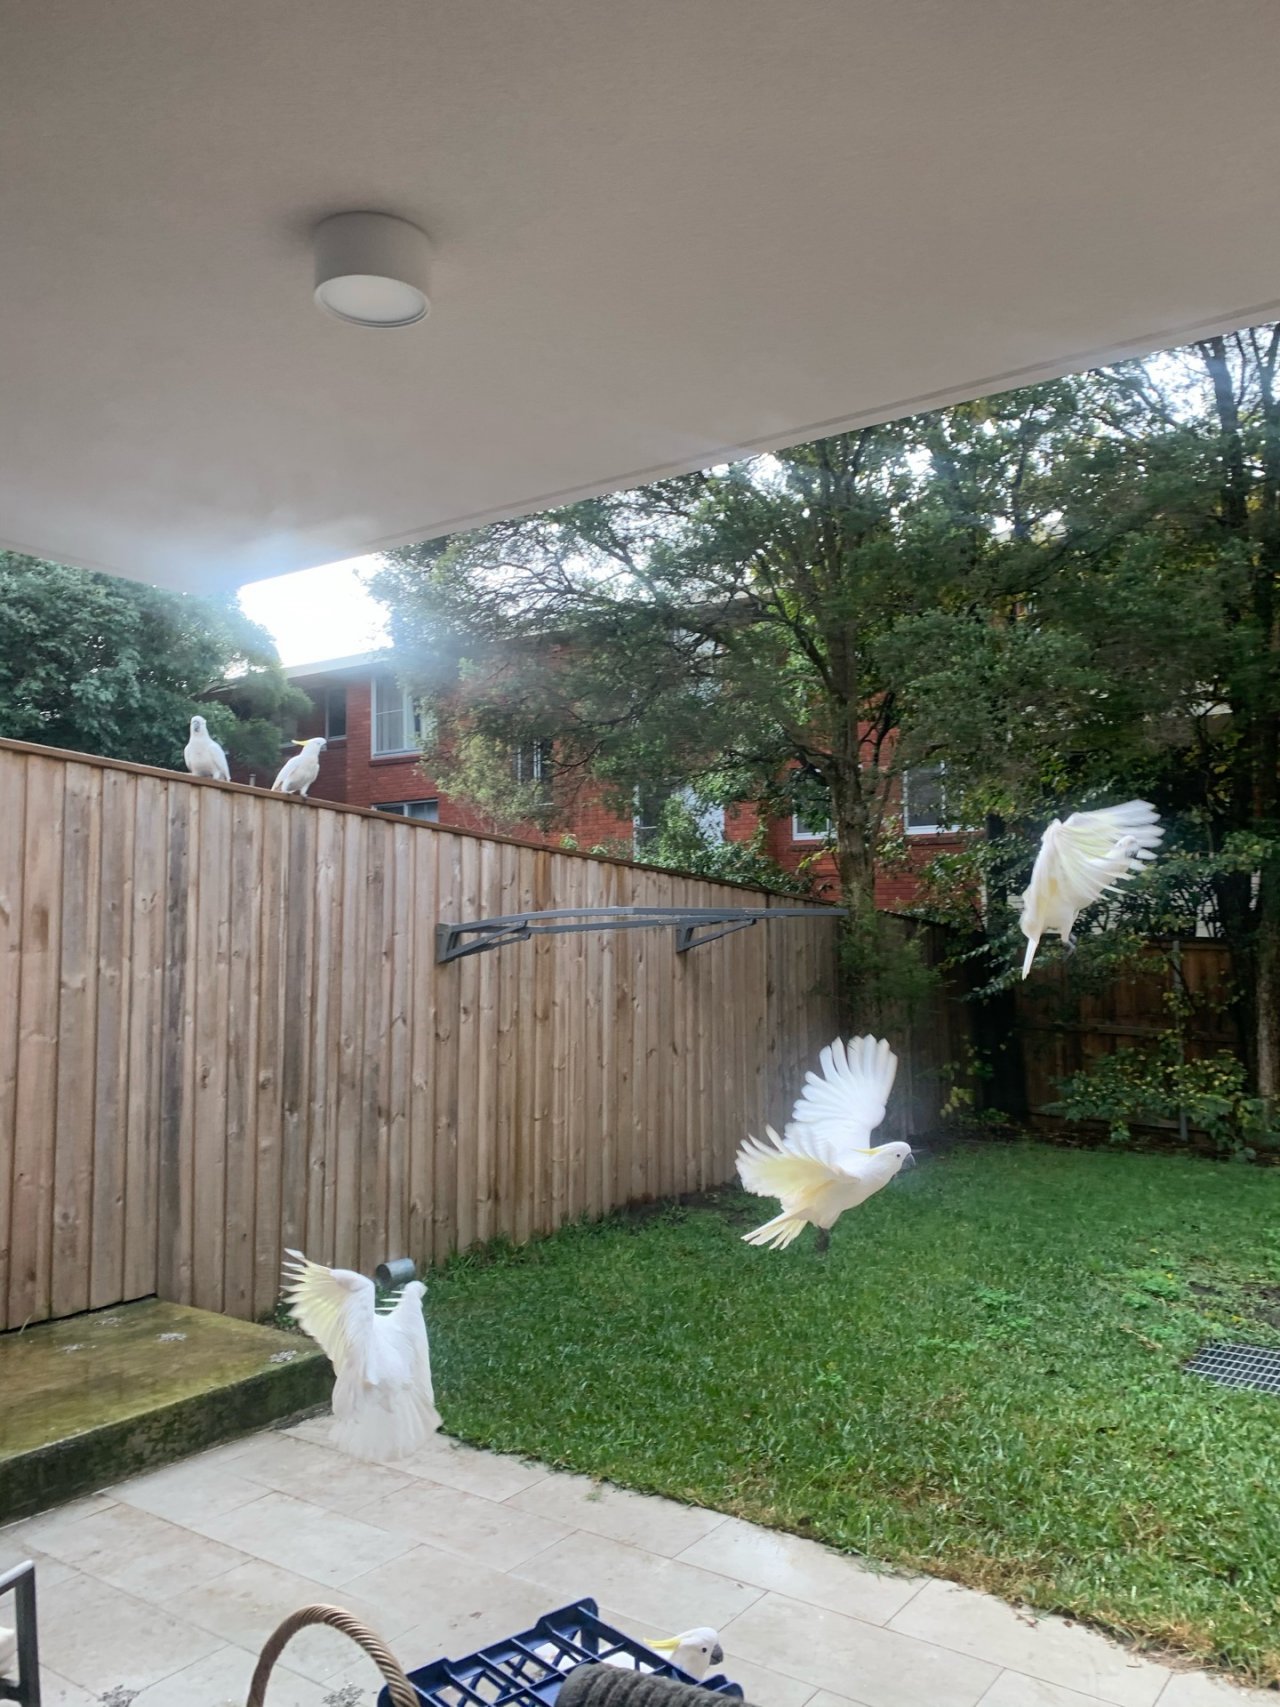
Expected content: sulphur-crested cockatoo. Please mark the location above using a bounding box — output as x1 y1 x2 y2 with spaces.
272 736 326 797
183 714 230 781
737 1037 911 1253
534 1628 724 1680
282 1250 441 1461
1017 800 1163 979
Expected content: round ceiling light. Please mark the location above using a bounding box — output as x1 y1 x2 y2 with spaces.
313 211 431 327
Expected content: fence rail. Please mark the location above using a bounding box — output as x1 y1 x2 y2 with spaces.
0 739 840 1331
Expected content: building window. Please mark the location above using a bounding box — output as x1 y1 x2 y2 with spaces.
322 686 347 741
372 677 426 756
634 785 725 854
374 799 439 822
511 739 553 801
903 763 956 834
791 809 832 843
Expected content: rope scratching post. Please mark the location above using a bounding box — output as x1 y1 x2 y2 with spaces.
246 1604 417 1707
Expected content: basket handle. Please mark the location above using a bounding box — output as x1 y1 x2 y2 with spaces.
246 1603 418 1707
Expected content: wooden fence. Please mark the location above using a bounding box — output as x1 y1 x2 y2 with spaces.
1016 939 1236 1128
0 738 840 1331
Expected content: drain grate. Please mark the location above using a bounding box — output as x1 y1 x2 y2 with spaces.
1185 1341 1280 1395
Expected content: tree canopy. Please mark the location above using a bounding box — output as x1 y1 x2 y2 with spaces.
0 554 308 772
375 328 1280 1086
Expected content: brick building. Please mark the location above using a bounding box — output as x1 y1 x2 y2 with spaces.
237 654 963 905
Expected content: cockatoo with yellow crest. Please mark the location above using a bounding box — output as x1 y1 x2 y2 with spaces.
282 1250 441 1461
534 1627 725 1681
1017 800 1163 978
736 1036 911 1254
272 736 326 797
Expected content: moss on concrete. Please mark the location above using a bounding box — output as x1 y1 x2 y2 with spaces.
0 1299 332 1521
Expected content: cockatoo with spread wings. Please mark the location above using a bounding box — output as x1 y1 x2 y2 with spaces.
183 714 230 781
736 1036 911 1253
1018 801 1163 979
272 736 326 797
282 1250 441 1461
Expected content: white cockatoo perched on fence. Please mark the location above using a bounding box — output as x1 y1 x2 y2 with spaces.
183 714 230 781
736 1036 911 1253
272 736 326 797
282 1250 441 1461
1017 800 1164 979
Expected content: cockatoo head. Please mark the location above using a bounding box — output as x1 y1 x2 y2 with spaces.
650 1628 724 1679
293 736 327 754
875 1139 914 1172
190 714 209 736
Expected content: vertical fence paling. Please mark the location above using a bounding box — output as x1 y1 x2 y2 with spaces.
0 739 842 1330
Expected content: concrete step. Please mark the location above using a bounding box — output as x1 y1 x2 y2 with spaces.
0 1298 331 1522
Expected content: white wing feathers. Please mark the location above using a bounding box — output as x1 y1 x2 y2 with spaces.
282 1249 441 1461
788 1035 897 1146
1046 802 1163 912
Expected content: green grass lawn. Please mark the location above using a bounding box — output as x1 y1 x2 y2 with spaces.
426 1144 1280 1684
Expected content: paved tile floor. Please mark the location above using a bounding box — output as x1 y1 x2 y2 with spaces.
1 1418 1270 1707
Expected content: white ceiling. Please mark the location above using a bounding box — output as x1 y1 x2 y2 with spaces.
5 0 1280 595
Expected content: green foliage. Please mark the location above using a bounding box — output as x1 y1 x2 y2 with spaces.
0 554 306 770
636 794 814 895
1048 1041 1280 1158
426 1146 1280 1683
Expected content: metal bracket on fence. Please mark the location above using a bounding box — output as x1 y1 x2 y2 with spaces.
435 905 843 964
0 1560 40 1707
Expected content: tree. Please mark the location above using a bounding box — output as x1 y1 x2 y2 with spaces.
890 340 1280 1097
0 554 308 771
376 432 966 1023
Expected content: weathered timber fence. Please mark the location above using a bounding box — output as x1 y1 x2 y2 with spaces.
0 738 840 1331
1016 938 1236 1130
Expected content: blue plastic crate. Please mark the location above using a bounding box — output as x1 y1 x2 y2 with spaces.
378 1597 744 1707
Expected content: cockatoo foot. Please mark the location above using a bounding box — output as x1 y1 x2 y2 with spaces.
813 1226 831 1256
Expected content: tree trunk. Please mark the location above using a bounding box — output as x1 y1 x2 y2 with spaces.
1256 858 1280 1102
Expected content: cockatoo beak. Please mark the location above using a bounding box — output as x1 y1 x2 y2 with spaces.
903 1152 917 1169
710 1644 724 1665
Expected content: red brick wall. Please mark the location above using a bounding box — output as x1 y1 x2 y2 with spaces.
233 668 965 905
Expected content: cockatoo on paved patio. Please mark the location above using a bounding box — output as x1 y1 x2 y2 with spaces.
1017 800 1164 979
183 714 230 781
534 1627 725 1681
736 1036 911 1253
282 1250 441 1461
272 736 326 797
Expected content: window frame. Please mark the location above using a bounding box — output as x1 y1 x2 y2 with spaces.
322 685 348 742
373 799 439 822
791 811 833 843
371 677 422 757
902 763 958 836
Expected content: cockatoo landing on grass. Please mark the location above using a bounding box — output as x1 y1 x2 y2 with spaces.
736 1036 911 1253
1017 801 1164 978
183 714 230 782
272 737 326 797
282 1250 441 1461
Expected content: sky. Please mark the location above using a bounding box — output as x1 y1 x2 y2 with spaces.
237 556 391 668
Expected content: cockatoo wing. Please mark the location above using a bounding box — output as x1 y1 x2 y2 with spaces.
272 753 298 790
282 1249 376 1366
210 740 230 781
787 1036 897 1150
1038 802 1163 913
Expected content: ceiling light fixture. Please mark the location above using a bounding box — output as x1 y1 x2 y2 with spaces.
313 211 431 328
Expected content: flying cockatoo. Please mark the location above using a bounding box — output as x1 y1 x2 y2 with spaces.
1017 800 1164 979
534 1628 725 1680
282 1249 441 1461
183 714 230 781
272 736 326 797
736 1036 911 1253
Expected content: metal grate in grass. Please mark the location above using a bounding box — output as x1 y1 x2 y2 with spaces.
1185 1341 1280 1396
